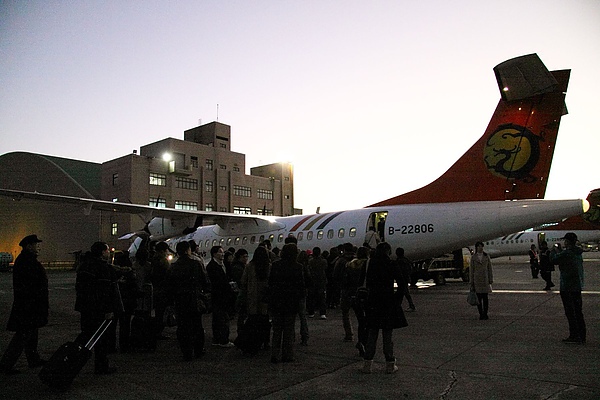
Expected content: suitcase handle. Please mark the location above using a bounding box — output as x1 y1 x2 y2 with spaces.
85 319 112 350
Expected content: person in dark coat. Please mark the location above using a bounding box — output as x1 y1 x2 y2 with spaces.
0 235 48 375
551 232 586 344
238 246 272 352
538 241 555 291
74 242 119 374
361 242 407 374
150 241 171 340
268 243 305 363
168 241 211 361
306 247 328 319
206 245 235 347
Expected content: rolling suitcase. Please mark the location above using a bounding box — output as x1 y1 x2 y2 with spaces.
234 315 270 355
130 310 156 351
39 320 112 390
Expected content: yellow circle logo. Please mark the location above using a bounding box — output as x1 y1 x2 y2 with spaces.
483 124 540 181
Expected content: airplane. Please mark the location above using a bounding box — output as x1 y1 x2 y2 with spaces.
475 189 600 258
0 54 589 262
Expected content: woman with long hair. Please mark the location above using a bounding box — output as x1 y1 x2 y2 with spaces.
237 246 272 352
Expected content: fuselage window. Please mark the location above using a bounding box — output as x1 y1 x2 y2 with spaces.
338 228 345 238
298 232 303 241
349 227 356 237
242 237 248 245
250 236 256 244
205 240 210 248
235 237 240 245
212 239 217 247
278 234 284 243
307 231 313 240
226 238 232 246
219 238 225 246
327 229 334 239
269 234 274 242
317 230 323 240
259 235 265 243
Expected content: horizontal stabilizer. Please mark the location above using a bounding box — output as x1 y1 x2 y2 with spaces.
494 53 558 102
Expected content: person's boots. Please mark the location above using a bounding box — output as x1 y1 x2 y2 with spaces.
385 360 398 374
361 360 373 374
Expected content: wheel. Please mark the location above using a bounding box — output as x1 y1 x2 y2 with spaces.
434 273 446 285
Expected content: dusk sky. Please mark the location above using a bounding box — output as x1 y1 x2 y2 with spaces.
1 1 599 215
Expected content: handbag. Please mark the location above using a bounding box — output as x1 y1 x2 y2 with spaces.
467 288 479 306
163 306 177 327
351 260 370 308
196 290 212 314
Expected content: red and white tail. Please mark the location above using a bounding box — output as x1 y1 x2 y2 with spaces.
370 54 570 207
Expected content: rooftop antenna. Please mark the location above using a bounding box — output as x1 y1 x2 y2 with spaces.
216 104 219 122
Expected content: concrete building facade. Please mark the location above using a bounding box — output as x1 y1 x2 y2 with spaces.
0 121 298 262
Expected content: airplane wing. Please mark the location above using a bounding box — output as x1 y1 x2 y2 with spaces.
0 188 279 232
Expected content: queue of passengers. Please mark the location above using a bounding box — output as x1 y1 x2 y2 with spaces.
1 234 414 377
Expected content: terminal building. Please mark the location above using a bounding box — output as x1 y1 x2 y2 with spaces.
0 121 298 263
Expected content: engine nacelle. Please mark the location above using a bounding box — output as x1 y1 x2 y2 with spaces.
146 216 200 238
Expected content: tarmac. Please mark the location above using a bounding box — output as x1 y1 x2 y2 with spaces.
0 255 598 399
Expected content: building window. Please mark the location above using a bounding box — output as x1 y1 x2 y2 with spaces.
233 206 252 215
191 156 198 168
284 195 290 199
219 164 226 170
205 181 213 192
149 197 166 208
285 177 290 181
175 201 198 210
220 186 227 191
205 203 213 211
257 208 273 216
257 189 273 200
219 207 227 212
112 198 118 202
233 166 240 172
233 185 251 197
150 173 166 186
176 177 198 190
111 222 118 236
206 159 213 170
220 143 227 149
112 173 119 186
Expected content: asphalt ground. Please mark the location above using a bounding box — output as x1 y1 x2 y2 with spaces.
0 255 598 400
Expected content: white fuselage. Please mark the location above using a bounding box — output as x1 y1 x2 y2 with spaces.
130 199 588 261
480 230 600 258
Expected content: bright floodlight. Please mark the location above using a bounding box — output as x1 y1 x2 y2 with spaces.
162 153 172 162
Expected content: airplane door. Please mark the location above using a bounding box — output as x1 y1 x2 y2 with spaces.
537 232 546 248
366 211 388 245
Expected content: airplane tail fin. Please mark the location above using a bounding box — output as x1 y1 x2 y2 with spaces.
370 54 570 207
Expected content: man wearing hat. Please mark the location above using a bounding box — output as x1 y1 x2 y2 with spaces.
0 235 48 374
551 232 586 344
